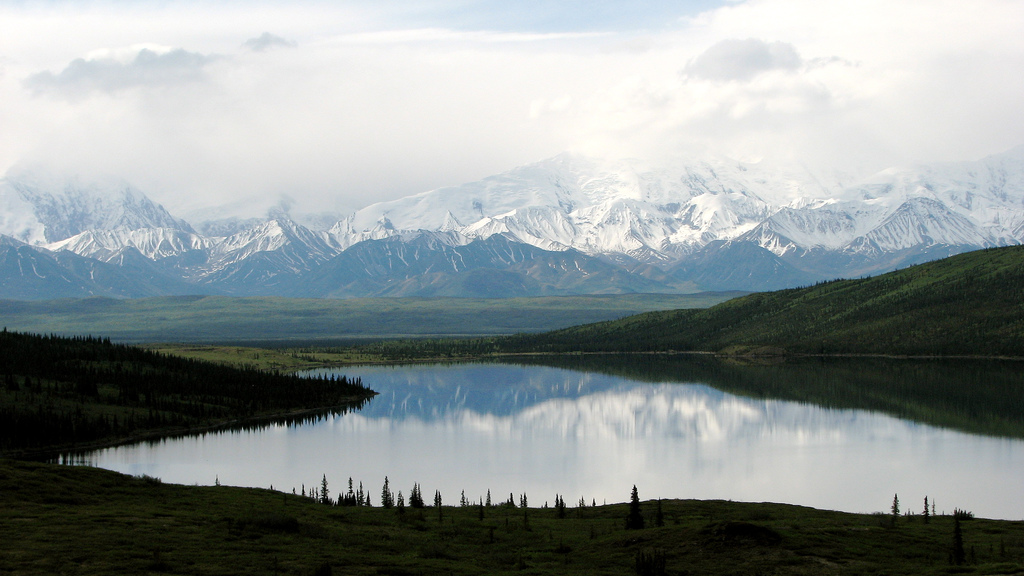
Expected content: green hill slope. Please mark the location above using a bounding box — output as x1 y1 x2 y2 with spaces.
505 246 1024 356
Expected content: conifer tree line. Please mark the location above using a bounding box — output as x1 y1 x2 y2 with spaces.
299 475 646 525
0 329 373 455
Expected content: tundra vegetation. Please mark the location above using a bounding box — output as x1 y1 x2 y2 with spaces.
1 460 1022 575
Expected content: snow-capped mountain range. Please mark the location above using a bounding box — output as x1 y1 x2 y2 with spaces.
1 146 1022 299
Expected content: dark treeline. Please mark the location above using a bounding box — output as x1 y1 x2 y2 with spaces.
296 474 609 522
0 329 374 456
353 337 509 361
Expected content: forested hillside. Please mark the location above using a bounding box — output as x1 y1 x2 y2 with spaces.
0 330 373 457
350 246 1024 359
500 246 1024 356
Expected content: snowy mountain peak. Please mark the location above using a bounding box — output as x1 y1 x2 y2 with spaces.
329 148 1024 265
3 146 1024 299
0 167 193 243
332 153 855 260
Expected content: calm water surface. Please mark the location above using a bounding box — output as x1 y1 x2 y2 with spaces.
76 362 1024 519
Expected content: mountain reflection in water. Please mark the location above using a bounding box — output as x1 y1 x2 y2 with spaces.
80 360 1024 519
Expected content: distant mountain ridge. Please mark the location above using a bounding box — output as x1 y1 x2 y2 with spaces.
1 147 1022 299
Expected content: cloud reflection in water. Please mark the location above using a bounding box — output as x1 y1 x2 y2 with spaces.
83 363 1024 519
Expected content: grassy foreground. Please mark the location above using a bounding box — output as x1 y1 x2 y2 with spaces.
2 460 1022 576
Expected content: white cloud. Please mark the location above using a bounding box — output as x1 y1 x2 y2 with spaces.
243 32 297 52
0 0 1021 218
25 45 217 97
683 38 801 81
566 0 1024 170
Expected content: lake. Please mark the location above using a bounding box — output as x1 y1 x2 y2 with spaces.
70 356 1024 519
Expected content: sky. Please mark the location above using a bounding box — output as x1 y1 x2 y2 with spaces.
1 0 1023 219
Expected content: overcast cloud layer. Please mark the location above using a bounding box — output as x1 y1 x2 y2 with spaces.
1 0 1022 218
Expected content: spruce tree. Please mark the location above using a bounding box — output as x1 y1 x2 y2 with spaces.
320 474 331 505
381 476 393 509
410 483 424 508
626 485 645 530
343 478 356 506
891 493 900 526
924 496 930 524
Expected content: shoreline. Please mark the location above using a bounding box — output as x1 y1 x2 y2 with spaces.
6 394 376 462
